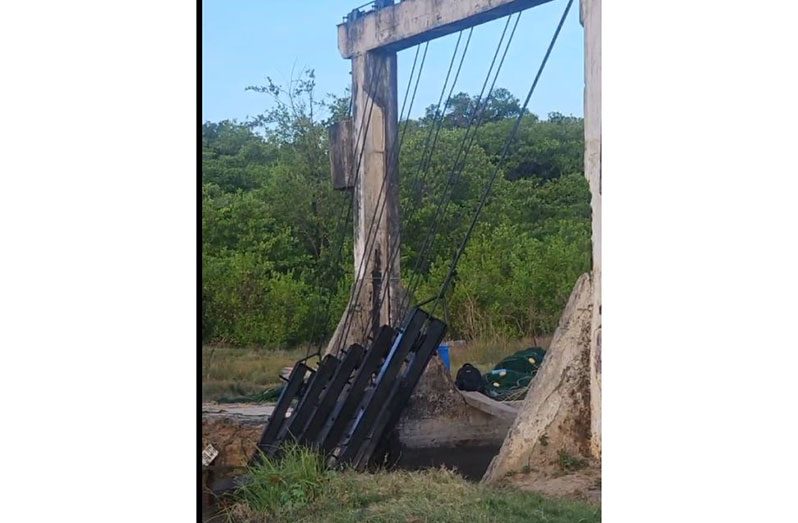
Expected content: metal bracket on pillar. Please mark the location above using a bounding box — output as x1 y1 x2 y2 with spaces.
346 9 363 23
329 118 355 191
371 247 383 342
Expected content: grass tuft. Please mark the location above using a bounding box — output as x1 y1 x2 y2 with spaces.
557 449 588 472
231 444 328 518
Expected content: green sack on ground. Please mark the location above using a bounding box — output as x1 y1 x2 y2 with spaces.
483 368 531 392
494 354 535 374
483 347 547 400
513 346 547 367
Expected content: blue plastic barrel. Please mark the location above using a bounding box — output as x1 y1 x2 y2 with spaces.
437 343 451 371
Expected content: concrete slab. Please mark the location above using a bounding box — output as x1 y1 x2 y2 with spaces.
202 402 276 419
459 390 520 423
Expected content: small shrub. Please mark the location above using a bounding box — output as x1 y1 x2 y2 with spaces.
232 445 329 516
557 449 588 472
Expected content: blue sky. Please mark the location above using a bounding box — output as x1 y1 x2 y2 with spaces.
202 0 583 124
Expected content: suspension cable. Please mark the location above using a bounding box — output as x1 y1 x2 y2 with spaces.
400 13 522 319
304 62 384 361
334 43 429 353
348 40 434 344
337 42 428 352
371 12 520 332
368 28 472 330
429 0 575 319
401 15 519 316
410 29 473 209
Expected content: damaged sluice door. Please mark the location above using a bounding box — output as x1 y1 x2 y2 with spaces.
252 307 447 470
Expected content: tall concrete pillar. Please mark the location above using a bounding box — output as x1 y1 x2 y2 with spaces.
581 0 601 459
327 50 401 354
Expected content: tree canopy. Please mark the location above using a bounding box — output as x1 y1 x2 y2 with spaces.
202 70 590 348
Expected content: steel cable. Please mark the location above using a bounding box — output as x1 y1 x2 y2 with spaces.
429 0 575 319
333 43 428 353
399 13 522 319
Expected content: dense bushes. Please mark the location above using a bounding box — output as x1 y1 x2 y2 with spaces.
415 217 591 339
202 73 590 347
201 123 350 346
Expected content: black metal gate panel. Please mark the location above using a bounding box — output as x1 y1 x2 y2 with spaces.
298 343 365 446
317 326 394 454
352 317 447 469
252 361 310 463
332 309 429 465
272 354 339 454
250 307 446 470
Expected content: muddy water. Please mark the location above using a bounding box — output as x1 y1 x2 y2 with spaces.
394 444 501 481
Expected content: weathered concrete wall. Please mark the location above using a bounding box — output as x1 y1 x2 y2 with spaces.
338 0 555 58
581 0 601 460
483 273 593 483
397 357 514 448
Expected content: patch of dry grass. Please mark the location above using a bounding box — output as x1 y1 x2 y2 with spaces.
202 345 317 402
202 334 554 401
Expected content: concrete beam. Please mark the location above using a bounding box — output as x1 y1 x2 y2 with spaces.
338 0 555 58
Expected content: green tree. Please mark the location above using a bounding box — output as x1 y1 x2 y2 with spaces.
202 76 591 348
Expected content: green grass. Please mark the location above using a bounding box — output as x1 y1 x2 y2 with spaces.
225 447 599 523
232 445 328 516
202 346 315 402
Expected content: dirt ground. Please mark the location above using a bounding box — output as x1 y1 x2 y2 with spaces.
202 403 272 477
502 465 601 505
